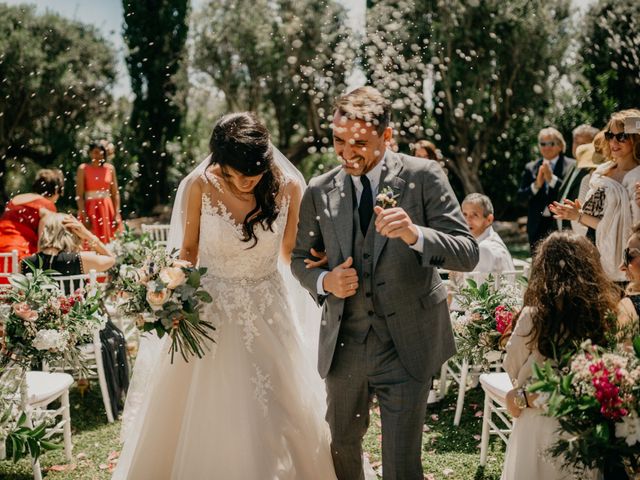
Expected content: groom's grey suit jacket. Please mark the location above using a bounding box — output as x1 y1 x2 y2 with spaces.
291 152 479 382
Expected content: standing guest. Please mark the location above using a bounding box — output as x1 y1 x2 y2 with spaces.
0 169 64 278
502 231 617 480
517 127 576 253
412 139 438 160
550 109 640 283
556 124 600 230
461 193 515 274
617 223 640 333
76 140 122 244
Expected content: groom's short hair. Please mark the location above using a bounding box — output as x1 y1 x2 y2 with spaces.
334 86 391 134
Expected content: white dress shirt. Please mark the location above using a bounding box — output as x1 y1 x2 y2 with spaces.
474 226 515 273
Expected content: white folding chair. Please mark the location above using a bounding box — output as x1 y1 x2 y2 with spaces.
0 249 19 282
479 372 513 466
439 271 519 425
45 270 115 423
25 371 74 462
141 223 170 246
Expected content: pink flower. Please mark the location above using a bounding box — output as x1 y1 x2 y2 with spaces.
494 305 513 334
589 360 629 420
12 302 38 321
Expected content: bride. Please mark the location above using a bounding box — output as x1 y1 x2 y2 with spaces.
113 112 338 479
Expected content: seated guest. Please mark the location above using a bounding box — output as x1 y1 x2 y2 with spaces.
461 193 514 273
22 213 115 276
618 223 640 334
0 169 64 279
502 231 617 480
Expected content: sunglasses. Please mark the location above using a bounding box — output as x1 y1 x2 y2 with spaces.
604 131 630 142
623 247 640 266
539 141 557 147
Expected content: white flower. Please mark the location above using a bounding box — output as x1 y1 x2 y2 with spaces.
158 267 186 290
615 411 640 446
119 264 140 281
32 329 70 351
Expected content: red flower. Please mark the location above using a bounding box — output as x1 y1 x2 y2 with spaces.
494 305 513 334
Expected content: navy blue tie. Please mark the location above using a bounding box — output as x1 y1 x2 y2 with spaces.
359 175 373 235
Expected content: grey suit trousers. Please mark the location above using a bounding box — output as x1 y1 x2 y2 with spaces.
326 330 431 480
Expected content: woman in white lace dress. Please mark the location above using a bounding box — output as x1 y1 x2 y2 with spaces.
113 112 338 479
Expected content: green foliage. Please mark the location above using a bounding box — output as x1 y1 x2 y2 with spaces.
122 0 189 214
0 4 116 208
191 0 355 165
5 413 61 463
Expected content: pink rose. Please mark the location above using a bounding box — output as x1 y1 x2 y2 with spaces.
171 259 192 269
12 302 38 321
495 305 513 334
146 287 171 311
159 267 186 290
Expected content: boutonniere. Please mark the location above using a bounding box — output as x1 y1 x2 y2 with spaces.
376 186 399 209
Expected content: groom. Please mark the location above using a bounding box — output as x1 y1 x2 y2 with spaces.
291 86 479 480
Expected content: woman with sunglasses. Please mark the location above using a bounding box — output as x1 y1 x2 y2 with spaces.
618 223 640 333
551 109 640 284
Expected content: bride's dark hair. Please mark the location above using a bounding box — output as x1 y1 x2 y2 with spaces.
208 112 281 247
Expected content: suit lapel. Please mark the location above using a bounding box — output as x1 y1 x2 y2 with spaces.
373 153 406 268
327 170 354 260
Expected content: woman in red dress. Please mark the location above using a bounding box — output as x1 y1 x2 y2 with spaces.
76 140 122 243
0 169 64 278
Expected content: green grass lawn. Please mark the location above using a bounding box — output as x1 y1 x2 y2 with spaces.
0 381 506 479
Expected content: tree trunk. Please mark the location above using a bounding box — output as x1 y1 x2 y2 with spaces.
450 154 484 195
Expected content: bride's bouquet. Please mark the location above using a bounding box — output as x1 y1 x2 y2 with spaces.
105 225 156 298
450 276 522 366
0 264 104 369
529 338 640 478
113 245 215 362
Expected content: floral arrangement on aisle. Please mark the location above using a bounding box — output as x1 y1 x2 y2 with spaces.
112 245 215 362
529 337 640 478
450 276 523 365
0 264 104 369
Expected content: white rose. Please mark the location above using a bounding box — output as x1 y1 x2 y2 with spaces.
159 267 187 290
146 285 171 311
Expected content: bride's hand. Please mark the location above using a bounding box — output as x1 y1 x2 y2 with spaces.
304 248 328 269
549 199 581 221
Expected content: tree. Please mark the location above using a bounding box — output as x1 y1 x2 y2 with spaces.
0 5 115 208
122 0 189 214
191 0 355 165
364 0 571 208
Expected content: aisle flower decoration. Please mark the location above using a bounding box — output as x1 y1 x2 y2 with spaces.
529 337 640 478
112 245 215 362
0 263 104 369
450 276 523 365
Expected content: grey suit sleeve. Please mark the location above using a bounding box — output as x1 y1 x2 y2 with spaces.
416 164 479 271
290 185 328 306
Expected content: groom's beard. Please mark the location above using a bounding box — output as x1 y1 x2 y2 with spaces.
340 156 366 175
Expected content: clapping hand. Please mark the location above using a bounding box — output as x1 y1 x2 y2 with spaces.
549 198 581 221
541 161 553 183
373 205 419 246
304 248 328 269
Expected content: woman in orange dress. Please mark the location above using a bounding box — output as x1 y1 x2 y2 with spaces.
0 169 64 279
76 141 122 243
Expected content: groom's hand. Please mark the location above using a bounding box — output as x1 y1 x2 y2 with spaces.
374 206 419 246
323 257 358 298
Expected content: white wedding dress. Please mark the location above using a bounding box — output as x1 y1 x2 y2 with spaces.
113 171 338 479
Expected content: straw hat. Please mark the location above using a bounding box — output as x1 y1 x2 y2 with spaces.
576 142 606 169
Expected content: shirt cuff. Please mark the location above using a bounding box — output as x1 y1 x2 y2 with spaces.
530 182 540 195
316 271 329 295
549 175 559 188
409 227 424 253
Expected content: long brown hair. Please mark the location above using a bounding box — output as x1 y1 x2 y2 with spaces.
208 112 281 247
524 231 619 358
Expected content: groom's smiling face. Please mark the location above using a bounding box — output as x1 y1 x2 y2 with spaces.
332 112 392 176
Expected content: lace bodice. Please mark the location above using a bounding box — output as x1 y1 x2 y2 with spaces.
197 172 290 280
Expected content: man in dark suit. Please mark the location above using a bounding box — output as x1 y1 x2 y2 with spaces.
517 127 576 252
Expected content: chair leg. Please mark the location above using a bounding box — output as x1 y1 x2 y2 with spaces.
438 361 449 398
453 358 469 426
93 331 115 423
24 412 43 480
61 390 73 461
479 392 492 466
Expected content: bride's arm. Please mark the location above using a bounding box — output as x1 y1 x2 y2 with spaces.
280 180 303 265
180 179 203 265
